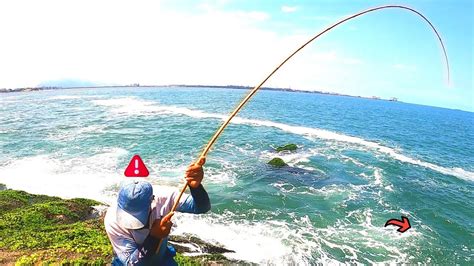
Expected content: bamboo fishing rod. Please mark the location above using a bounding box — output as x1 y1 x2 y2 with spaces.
156 5 449 254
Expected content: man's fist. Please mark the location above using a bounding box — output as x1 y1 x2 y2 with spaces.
185 158 205 189
150 212 174 239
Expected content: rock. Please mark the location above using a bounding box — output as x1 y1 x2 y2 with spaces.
169 234 252 265
88 205 109 220
275 144 297 152
0 183 6 191
268 157 287 167
169 234 234 254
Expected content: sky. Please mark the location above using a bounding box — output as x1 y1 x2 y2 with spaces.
0 0 472 111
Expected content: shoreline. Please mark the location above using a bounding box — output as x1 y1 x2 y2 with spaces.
4 84 472 113
0 83 400 103
0 184 246 265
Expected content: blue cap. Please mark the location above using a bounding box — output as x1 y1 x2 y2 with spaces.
116 181 153 229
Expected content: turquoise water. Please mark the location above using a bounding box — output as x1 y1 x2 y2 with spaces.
0 87 473 264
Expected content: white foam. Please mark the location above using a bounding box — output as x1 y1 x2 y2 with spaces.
272 182 296 193
92 98 163 115
49 95 104 100
261 146 334 173
146 159 238 187
171 212 315 264
373 168 383 186
170 207 422 264
47 125 106 141
242 120 473 182
91 97 222 118
50 95 83 100
341 154 366 167
90 97 474 181
0 147 128 204
316 208 420 263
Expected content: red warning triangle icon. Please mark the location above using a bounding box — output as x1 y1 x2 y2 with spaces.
124 155 149 177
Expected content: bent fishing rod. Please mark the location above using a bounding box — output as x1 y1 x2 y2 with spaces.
156 5 449 253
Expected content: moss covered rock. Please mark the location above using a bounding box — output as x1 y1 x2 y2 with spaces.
0 189 111 264
275 144 297 152
268 157 287 167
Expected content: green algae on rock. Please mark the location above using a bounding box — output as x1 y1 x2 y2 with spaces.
275 143 297 152
0 189 111 264
268 157 287 167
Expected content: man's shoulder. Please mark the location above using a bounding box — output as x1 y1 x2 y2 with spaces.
153 185 180 200
103 205 116 225
104 205 134 237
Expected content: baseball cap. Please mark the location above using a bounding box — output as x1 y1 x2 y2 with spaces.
116 180 154 229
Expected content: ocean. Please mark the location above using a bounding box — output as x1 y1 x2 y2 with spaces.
0 86 472 264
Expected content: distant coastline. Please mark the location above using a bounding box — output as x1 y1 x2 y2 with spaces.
0 84 401 103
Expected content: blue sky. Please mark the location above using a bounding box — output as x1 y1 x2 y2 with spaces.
0 0 472 111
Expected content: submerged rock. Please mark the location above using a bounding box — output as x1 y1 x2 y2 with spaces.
275 143 297 152
268 157 287 167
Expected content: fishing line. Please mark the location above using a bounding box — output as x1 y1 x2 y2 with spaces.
156 5 450 253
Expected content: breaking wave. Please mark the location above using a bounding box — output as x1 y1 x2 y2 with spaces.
171 208 420 264
92 97 474 182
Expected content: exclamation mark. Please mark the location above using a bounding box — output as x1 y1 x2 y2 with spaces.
134 159 139 175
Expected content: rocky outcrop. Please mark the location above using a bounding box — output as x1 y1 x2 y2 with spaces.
268 157 287 167
275 143 297 152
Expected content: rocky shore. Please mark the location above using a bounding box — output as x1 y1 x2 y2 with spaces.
0 184 246 265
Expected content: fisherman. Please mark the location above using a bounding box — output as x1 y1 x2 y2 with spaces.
104 160 211 265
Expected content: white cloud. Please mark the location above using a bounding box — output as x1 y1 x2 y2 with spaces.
281 5 298 13
0 0 361 94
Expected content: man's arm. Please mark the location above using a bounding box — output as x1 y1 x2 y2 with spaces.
176 162 211 214
176 184 211 214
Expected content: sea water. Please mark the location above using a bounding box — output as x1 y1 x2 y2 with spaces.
0 87 472 264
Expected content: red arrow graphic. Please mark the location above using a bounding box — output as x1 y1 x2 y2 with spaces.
385 216 411 233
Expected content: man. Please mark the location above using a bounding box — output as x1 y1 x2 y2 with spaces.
104 161 211 265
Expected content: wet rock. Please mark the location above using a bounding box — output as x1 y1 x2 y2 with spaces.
88 205 109 220
275 144 297 152
169 234 252 264
268 157 287 167
169 234 234 254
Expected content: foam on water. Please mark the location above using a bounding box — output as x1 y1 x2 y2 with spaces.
91 97 474 182
47 125 107 141
92 97 222 119
146 159 238 187
171 211 308 264
170 206 421 264
49 95 100 100
0 147 128 204
336 208 423 261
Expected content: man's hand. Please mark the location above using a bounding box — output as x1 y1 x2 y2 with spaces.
150 212 174 239
185 158 205 189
